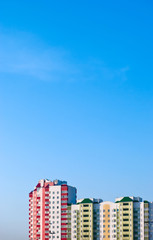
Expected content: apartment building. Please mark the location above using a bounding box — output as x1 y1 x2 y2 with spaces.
67 198 103 240
115 196 153 240
99 201 117 240
29 180 153 240
29 179 77 240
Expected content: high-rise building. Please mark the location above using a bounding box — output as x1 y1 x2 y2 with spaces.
29 179 77 240
66 197 153 240
115 196 153 240
29 180 153 240
99 201 117 240
67 198 103 240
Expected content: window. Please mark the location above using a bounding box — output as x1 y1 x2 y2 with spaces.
123 214 129 216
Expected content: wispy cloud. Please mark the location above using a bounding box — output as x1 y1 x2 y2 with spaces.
0 30 129 82
0 30 79 81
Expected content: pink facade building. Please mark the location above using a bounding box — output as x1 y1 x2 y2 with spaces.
29 179 77 240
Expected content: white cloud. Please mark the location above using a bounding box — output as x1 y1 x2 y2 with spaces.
0 30 129 82
0 30 78 81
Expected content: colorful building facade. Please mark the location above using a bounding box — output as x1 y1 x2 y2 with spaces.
29 180 153 240
29 179 76 240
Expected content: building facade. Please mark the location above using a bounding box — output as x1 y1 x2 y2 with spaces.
29 179 77 240
67 198 102 240
99 201 117 240
29 180 153 240
115 196 153 240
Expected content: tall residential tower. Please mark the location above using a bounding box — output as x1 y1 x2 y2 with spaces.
29 179 77 240
29 180 153 240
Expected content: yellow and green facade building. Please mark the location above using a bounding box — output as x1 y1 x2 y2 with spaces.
67 197 153 240
115 196 153 240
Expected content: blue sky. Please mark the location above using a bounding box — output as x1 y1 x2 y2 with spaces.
0 0 153 239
